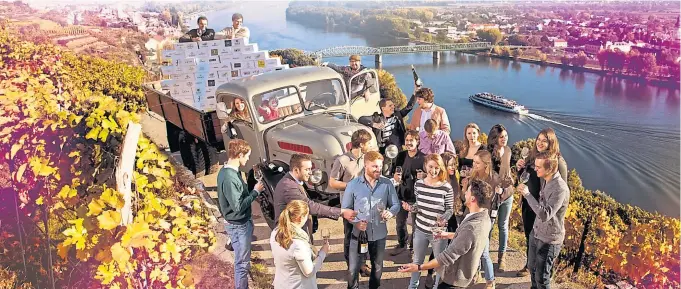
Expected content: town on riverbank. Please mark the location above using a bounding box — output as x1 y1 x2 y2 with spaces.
0 1 679 289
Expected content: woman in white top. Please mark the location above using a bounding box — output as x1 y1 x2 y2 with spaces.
270 200 329 289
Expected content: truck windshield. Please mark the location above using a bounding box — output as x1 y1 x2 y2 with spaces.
253 86 302 124
299 79 346 111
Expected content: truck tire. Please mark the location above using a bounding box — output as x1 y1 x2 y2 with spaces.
191 140 207 178
204 144 220 175
178 131 196 174
166 122 181 152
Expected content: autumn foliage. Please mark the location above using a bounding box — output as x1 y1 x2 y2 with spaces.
0 28 215 288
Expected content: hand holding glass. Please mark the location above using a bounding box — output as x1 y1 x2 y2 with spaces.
321 228 331 240
254 165 263 181
376 203 387 223
519 170 530 184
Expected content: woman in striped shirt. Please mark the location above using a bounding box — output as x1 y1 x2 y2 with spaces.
403 154 454 289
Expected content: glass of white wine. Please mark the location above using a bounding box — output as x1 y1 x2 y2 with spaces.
321 228 331 240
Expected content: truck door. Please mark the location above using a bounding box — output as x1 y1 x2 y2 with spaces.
348 69 381 121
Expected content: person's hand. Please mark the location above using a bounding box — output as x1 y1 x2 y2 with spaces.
254 181 265 193
191 37 200 42
381 210 393 220
225 29 234 39
517 184 530 197
398 264 420 273
516 159 526 169
371 122 385 130
436 216 447 227
341 209 357 222
357 220 368 231
414 84 421 94
435 231 456 240
320 240 329 254
401 201 411 211
416 171 426 180
461 177 469 189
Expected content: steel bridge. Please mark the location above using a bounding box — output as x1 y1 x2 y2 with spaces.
303 42 538 68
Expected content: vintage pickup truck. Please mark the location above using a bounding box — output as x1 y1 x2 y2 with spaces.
144 66 382 228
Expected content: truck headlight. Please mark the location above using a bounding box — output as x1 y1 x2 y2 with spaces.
310 168 323 184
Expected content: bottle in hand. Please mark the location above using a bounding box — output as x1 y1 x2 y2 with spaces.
358 229 369 254
411 65 423 87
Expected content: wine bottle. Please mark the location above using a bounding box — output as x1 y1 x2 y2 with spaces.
411 65 423 87
358 230 368 254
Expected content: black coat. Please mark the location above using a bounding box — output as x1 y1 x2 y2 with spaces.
179 28 216 43
358 93 417 150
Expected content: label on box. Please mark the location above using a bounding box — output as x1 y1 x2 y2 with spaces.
241 69 253 77
161 65 177 75
232 37 248 46
195 73 209 81
175 42 198 51
253 51 268 60
160 79 175 90
199 40 223 49
231 70 241 78
209 48 220 57
196 63 210 73
231 47 243 54
217 70 232 79
215 62 232 70
265 58 281 67
241 53 256 61
232 61 243 69
185 50 199 58
215 78 230 85
180 58 198 66
242 44 258 53
205 71 218 79
170 73 195 81
196 49 211 58
218 47 232 55
243 61 257 69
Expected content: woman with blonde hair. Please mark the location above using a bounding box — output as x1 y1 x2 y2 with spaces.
402 154 454 289
270 200 328 289
461 150 513 289
514 127 568 277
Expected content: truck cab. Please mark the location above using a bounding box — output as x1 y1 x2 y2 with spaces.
215 66 381 228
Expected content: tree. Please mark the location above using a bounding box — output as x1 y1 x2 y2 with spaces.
492 45 502 55
160 10 172 25
476 28 502 45
422 33 433 43
377 69 407 108
507 34 529 46
413 26 423 39
511 48 523 59
597 49 609 70
500 46 512 57
560 55 572 66
537 52 548 63
573 51 587 67
640 53 658 76
436 29 447 42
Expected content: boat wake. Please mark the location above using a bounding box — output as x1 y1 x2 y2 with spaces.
526 113 603 136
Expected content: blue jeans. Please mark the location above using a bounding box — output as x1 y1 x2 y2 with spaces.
409 230 447 289
497 195 514 254
225 220 253 289
348 237 386 289
480 239 495 281
528 233 561 289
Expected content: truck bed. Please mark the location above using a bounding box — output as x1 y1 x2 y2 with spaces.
143 82 223 147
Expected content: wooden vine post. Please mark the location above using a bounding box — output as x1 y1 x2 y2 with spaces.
116 121 142 225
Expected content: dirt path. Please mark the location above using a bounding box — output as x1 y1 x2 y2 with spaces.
140 111 572 289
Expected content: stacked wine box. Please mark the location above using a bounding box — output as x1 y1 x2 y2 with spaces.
159 37 290 112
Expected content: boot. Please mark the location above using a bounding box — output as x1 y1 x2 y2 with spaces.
485 280 495 289
516 265 530 277
497 252 506 272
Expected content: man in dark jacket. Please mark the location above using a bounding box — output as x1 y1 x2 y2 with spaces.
179 16 215 42
274 153 357 239
358 87 417 154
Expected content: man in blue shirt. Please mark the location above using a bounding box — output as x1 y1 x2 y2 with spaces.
342 151 400 289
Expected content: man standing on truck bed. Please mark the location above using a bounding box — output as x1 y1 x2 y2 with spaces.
274 154 358 240
322 55 376 102
220 13 250 39
179 16 215 42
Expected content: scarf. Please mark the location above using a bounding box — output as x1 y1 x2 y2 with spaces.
292 226 318 259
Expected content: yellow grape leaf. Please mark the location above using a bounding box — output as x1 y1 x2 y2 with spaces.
99 128 109 142
62 218 87 250
10 143 21 159
121 221 154 248
57 185 77 200
98 210 121 230
88 199 105 216
86 127 101 140
14 163 27 182
36 196 43 205
150 267 169 283
57 243 69 260
110 242 131 271
101 188 124 209
95 247 113 263
95 263 117 285
160 239 182 263
110 282 121 289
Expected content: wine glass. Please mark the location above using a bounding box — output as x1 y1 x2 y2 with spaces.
460 166 471 178
376 203 387 223
519 170 531 184
321 228 331 240
395 166 403 179
521 147 530 160
253 164 263 181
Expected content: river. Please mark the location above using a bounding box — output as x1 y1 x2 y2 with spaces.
201 1 680 217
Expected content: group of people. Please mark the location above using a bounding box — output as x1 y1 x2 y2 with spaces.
211 14 570 289
179 14 250 43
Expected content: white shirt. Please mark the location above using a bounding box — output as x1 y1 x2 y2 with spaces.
419 108 434 131
270 229 327 289
224 163 240 172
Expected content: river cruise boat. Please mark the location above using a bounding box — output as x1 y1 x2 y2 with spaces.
469 92 529 115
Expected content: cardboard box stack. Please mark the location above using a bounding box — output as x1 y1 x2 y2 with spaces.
160 38 290 112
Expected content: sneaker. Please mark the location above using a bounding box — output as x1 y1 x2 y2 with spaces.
485 280 495 289
390 245 407 256
516 266 530 277
360 264 371 277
